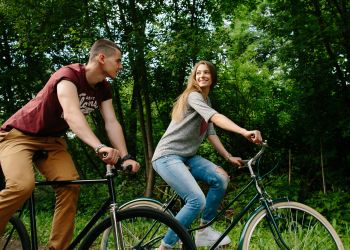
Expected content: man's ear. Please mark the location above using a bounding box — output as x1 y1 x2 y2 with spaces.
97 53 105 64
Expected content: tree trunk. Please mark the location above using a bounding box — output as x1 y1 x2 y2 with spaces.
289 149 292 185
320 139 326 193
121 0 155 197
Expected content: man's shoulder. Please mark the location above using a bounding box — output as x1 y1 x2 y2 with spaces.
51 64 84 85
57 63 83 75
64 63 83 71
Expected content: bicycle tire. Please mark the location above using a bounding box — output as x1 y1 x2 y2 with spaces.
79 206 195 250
240 201 344 250
98 199 175 248
120 199 174 216
0 216 30 250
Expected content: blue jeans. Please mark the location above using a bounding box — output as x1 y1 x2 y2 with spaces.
152 154 230 247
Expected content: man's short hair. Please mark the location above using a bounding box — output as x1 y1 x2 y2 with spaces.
89 39 121 61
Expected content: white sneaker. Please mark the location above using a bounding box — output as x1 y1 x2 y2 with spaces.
195 226 231 247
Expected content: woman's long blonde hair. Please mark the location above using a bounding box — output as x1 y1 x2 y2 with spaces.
171 60 217 122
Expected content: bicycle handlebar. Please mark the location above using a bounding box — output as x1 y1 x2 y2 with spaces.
114 163 133 173
99 152 133 174
240 141 268 174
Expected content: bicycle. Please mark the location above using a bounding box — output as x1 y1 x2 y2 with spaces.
0 150 196 250
119 141 345 249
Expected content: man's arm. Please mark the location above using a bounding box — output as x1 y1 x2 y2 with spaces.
57 80 119 165
99 99 128 156
100 99 140 172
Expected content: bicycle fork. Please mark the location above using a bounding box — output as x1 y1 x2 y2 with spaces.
110 203 125 250
263 200 290 250
255 177 290 250
106 164 125 250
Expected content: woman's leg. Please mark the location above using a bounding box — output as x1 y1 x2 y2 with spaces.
187 155 229 223
153 155 206 247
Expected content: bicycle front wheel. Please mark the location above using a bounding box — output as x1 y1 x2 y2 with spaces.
241 201 344 250
120 199 175 217
0 216 30 250
79 206 195 250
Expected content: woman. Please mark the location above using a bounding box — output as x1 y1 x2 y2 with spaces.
152 60 262 249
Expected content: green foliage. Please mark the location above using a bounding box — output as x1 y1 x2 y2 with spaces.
305 190 350 229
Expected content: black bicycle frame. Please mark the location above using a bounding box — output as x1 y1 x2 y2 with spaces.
27 174 118 250
183 176 262 249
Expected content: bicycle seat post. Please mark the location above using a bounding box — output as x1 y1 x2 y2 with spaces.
29 150 48 250
29 188 39 250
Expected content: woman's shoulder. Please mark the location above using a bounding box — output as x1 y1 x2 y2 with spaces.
188 91 204 100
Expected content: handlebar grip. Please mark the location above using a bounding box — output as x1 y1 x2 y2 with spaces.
114 160 133 173
122 164 132 173
238 160 249 169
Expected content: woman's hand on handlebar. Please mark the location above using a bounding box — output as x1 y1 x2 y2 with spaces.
227 156 244 167
243 130 262 144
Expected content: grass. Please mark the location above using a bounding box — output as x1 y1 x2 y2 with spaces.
16 210 350 249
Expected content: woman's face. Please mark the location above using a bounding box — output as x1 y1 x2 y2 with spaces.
195 64 212 89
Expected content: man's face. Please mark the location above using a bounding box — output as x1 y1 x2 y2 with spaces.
103 49 123 79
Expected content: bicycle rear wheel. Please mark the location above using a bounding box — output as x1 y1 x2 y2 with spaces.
79 206 195 250
241 201 344 250
0 216 30 250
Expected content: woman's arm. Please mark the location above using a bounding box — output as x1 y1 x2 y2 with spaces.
208 134 243 166
210 113 262 144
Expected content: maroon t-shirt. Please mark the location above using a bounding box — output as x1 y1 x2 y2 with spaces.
1 64 112 136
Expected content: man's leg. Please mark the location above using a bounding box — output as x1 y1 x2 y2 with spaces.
36 137 80 250
0 130 36 234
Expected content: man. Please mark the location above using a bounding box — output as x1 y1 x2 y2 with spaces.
0 38 140 249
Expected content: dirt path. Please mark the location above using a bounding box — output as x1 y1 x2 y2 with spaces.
0 239 47 249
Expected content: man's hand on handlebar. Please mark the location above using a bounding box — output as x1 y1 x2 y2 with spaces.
122 159 140 174
97 148 140 174
98 147 120 165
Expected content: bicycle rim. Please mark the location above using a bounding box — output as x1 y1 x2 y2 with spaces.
241 201 344 250
0 217 30 250
79 206 195 250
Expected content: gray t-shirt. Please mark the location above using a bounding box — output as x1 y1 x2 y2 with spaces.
152 91 218 161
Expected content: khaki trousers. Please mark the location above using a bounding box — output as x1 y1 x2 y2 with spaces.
0 129 80 250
